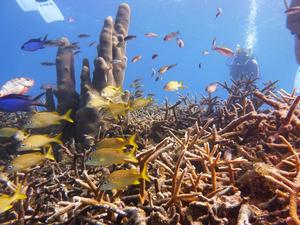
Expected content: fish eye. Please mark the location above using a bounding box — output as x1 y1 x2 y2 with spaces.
102 181 108 185
87 156 93 161
20 143 25 147
7 165 13 171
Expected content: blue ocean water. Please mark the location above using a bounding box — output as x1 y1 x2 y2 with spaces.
0 0 296 103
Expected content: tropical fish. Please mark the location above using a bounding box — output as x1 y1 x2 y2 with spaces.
74 50 81 55
64 43 80 50
78 34 90 38
124 35 137 41
104 102 130 119
198 63 202 69
167 63 178 70
130 97 153 110
40 62 56 66
8 145 55 172
216 7 222 18
145 32 158 37
134 90 144 98
85 147 138 167
163 31 180 41
17 133 62 151
202 50 209 55
147 93 155 98
0 77 34 97
88 41 96 47
21 34 48 51
158 63 178 74
0 185 27 214
100 165 150 190
164 81 185 91
158 66 169 75
43 39 65 47
132 78 143 84
24 109 73 129
86 86 109 109
213 46 234 57
152 54 158 59
176 38 184 48
0 128 26 141
131 55 142 63
285 6 300 15
206 83 218 94
212 38 234 57
151 68 157 77
101 86 124 100
0 94 45 113
95 134 138 150
68 17 75 23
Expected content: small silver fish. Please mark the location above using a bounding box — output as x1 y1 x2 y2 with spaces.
78 34 90 38
41 62 56 66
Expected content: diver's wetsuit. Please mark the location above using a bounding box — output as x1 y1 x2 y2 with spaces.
229 51 259 81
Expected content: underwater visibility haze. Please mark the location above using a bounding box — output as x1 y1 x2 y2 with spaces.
0 0 296 101
1 1 300 225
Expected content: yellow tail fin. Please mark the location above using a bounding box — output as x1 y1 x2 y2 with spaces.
45 145 55 161
53 133 63 145
128 134 138 151
140 164 150 182
125 147 138 164
13 184 27 202
179 81 186 89
63 109 74 123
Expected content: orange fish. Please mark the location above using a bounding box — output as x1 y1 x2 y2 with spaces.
163 31 180 41
131 55 142 63
213 46 234 57
158 63 177 74
211 38 233 57
145 32 158 37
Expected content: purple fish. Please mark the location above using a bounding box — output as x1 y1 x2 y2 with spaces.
21 34 48 52
0 94 45 112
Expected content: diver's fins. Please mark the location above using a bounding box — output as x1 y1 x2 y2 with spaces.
294 66 300 95
16 0 38 11
36 0 64 23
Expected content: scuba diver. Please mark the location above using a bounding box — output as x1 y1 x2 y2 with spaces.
228 46 260 82
286 0 300 94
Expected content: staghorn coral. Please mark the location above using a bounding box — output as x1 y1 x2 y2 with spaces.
1 78 300 224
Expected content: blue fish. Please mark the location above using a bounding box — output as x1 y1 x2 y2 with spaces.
0 94 45 112
21 34 48 52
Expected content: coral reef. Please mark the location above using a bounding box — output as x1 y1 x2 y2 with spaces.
1 77 300 224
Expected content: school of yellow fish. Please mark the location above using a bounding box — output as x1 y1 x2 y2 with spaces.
0 83 154 214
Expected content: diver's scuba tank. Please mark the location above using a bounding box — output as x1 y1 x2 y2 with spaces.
229 47 260 81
